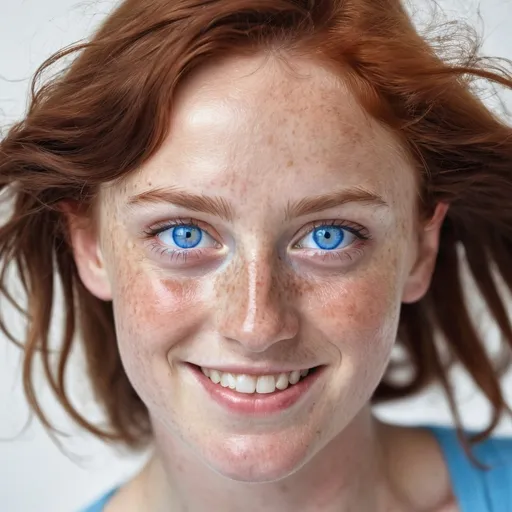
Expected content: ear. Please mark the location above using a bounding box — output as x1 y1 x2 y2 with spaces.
61 202 113 301
401 202 449 304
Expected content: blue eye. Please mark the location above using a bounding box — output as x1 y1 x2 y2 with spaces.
299 225 356 251
313 226 345 250
157 224 209 250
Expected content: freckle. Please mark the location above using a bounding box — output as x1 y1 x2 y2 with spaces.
286 160 294 168
267 134 274 144
161 277 197 304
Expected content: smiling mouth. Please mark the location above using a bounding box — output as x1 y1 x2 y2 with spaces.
196 365 319 395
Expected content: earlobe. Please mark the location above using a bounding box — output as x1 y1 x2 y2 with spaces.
62 204 113 302
402 202 449 304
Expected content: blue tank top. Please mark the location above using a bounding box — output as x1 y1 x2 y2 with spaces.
79 426 512 511
429 425 512 511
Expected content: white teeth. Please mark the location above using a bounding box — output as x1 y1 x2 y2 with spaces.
220 373 231 388
256 375 276 394
289 370 301 385
275 373 289 390
235 374 257 394
210 370 221 384
200 367 313 394
227 373 237 389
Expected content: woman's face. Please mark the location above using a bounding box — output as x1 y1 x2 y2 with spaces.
72 54 444 482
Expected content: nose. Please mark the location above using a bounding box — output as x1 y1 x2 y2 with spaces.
214 251 299 353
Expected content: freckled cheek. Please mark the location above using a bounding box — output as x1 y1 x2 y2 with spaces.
108 256 203 355
309 272 402 359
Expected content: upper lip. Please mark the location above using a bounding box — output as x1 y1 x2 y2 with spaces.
188 363 319 375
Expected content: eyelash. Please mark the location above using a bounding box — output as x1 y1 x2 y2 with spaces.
292 219 370 262
143 218 371 264
143 218 213 264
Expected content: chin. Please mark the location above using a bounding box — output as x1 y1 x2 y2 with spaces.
199 431 316 483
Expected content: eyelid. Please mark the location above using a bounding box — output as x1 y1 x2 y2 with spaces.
291 219 371 248
142 217 371 259
143 217 222 245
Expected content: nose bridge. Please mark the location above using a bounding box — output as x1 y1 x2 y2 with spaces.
214 249 297 351
242 256 275 334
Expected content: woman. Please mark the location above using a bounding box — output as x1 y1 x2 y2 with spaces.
1 0 511 510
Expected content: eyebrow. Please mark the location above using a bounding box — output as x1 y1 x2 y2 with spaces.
284 186 388 220
127 185 388 221
127 187 234 221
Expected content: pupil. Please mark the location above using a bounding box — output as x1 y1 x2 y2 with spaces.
324 232 331 239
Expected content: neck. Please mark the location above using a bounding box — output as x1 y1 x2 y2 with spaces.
142 408 398 512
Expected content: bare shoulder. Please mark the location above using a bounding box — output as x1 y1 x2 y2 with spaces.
104 479 142 512
378 422 457 512
103 463 149 512
436 500 459 512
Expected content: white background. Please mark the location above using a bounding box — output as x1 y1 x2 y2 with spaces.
1 1 512 511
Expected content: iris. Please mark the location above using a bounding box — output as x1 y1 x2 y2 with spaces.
160 225 203 249
312 226 344 250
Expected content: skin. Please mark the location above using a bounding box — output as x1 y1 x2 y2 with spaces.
69 53 455 511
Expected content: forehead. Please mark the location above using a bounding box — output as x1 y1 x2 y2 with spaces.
111 54 415 209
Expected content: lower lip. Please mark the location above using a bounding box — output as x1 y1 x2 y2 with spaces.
188 364 324 415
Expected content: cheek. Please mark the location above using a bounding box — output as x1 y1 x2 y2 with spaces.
111 263 200 347
309 266 403 364
106 247 204 392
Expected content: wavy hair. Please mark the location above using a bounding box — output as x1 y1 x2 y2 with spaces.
1 0 512 451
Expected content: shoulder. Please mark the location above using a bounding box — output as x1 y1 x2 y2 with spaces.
428 425 512 512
